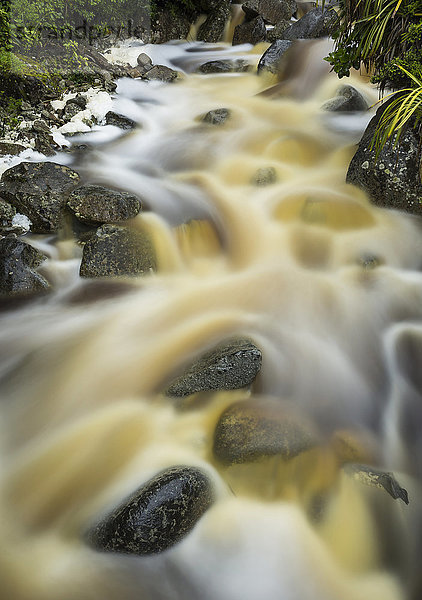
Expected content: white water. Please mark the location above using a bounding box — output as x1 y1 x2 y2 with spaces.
1 41 422 600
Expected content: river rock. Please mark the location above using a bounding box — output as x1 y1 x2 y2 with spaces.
68 185 141 225
142 65 179 83
322 85 368 112
267 19 291 42
87 466 214 555
213 397 318 464
198 59 250 74
346 100 422 216
0 162 81 233
202 108 231 125
257 39 293 73
242 0 297 24
80 224 156 278
0 198 16 231
105 111 137 130
165 338 262 397
232 15 267 46
137 53 153 70
343 464 409 504
281 7 339 39
0 237 50 297
252 166 278 185
197 2 232 43
0 141 26 156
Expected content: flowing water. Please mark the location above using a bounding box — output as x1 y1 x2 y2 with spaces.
1 40 422 600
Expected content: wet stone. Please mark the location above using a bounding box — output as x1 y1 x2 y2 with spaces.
68 185 141 225
137 53 153 69
0 162 81 233
105 111 137 130
257 39 293 74
87 466 214 555
0 237 50 297
66 94 87 109
213 397 318 465
322 85 368 113
198 59 250 74
80 224 157 278
0 141 26 156
165 338 262 397
232 15 267 46
252 166 277 186
202 108 231 126
242 0 297 24
142 65 179 83
343 464 409 504
0 198 16 231
281 6 339 40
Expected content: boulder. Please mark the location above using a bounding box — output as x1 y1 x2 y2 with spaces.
232 15 267 46
346 101 422 216
257 39 293 73
343 464 409 504
165 338 262 397
198 59 250 74
202 108 231 125
142 65 179 83
87 466 214 555
251 166 278 185
321 85 368 112
281 7 339 40
213 397 318 465
68 185 141 225
105 111 137 130
267 19 291 42
242 0 297 24
80 224 157 278
0 237 50 297
197 2 232 43
0 198 16 231
0 162 80 233
0 141 26 156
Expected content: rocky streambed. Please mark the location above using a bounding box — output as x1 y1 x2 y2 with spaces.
0 14 422 600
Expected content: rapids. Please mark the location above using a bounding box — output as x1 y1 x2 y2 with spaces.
1 40 422 600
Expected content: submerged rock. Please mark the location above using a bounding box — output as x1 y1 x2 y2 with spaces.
213 397 318 465
0 162 80 233
242 0 297 24
105 111 137 130
198 59 250 74
343 464 409 504
87 466 214 555
0 237 50 296
281 7 339 39
68 185 141 225
202 108 231 125
251 166 278 186
80 224 156 278
165 338 262 397
257 39 293 74
346 100 422 215
322 85 368 113
232 15 267 46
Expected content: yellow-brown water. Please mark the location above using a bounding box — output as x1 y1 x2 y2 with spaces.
1 41 422 600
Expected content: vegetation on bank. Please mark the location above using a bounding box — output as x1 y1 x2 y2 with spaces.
324 0 422 153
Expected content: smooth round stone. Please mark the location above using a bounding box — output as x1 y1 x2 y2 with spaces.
68 184 141 225
213 397 318 465
87 466 214 555
202 108 231 126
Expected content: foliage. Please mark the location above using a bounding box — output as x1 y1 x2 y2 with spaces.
323 0 422 155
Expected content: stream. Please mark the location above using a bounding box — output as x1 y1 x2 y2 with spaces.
1 39 422 600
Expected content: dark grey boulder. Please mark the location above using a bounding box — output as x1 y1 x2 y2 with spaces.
80 224 157 278
242 0 296 24
66 94 87 110
63 103 82 121
257 39 293 74
213 397 318 465
137 53 153 70
68 185 141 225
267 19 291 42
232 15 267 46
165 338 262 397
0 237 50 297
202 108 231 125
105 111 137 130
0 162 81 233
0 198 16 231
198 59 250 74
87 466 214 555
0 141 26 156
346 101 422 216
197 2 232 43
281 7 339 40
322 85 368 112
343 464 409 504
142 65 179 83
251 166 278 185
